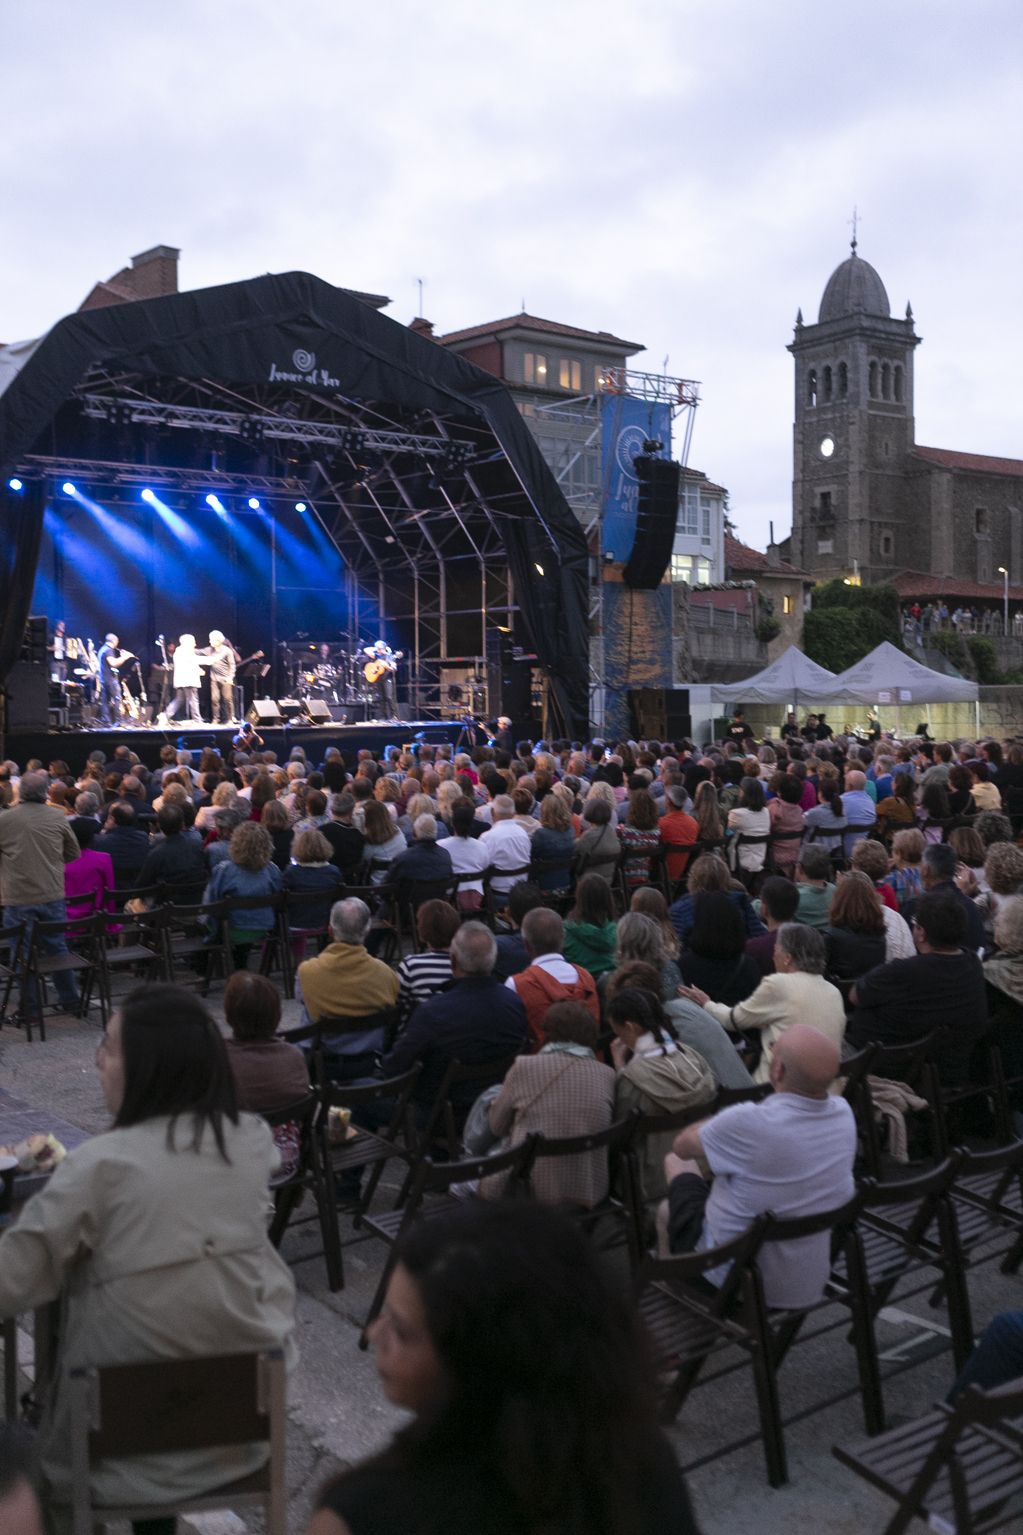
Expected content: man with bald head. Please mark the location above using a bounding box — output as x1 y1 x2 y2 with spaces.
841 767 877 857
661 1024 856 1309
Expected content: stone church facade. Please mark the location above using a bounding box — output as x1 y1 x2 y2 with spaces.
787 243 1023 601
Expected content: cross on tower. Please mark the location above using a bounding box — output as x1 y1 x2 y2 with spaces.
849 205 860 253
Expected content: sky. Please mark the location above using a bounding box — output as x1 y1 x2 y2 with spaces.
2 0 1021 551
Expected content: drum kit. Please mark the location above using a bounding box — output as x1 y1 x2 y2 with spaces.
284 642 382 707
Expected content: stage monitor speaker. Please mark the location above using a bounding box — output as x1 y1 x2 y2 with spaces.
302 699 333 724
249 699 284 726
5 660 49 730
622 455 682 589
276 697 304 720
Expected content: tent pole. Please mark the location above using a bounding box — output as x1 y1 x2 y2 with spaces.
975 698 980 738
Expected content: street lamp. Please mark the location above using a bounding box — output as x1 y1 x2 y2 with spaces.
998 566 1009 637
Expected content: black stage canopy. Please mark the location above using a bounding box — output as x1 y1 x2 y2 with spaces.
0 271 590 733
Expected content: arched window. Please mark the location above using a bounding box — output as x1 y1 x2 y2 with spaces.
838 361 848 397
807 368 817 407
881 363 892 400
823 365 833 402
894 365 904 402
869 360 878 398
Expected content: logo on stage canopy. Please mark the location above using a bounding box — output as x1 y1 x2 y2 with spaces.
268 346 341 388
615 424 648 482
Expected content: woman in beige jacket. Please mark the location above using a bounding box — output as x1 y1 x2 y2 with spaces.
0 984 296 1527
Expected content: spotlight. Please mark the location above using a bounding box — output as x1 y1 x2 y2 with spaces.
534 563 545 576
247 496 261 510
7 478 23 491
62 481 77 496
205 493 226 514
141 488 157 504
294 501 307 513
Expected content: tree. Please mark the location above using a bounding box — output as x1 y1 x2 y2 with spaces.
802 581 902 672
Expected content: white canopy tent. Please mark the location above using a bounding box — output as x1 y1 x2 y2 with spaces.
711 645 837 707
816 641 978 705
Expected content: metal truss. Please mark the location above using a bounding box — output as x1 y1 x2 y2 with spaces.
15 455 302 496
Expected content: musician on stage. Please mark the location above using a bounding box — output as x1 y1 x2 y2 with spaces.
363 638 402 719
96 633 135 726
158 633 203 724
232 719 264 753
198 629 242 725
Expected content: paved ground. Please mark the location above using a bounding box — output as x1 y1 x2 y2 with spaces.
2 997 1021 1535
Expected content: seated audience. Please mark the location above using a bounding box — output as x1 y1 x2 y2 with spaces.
848 891 989 1086
903 842 987 952
390 813 454 907
659 784 699 883
94 802 150 886
746 875 800 976
679 891 760 1004
478 794 533 900
362 799 409 884
824 870 887 980
295 898 400 1076
615 910 683 1001
282 827 343 935
134 803 207 896
982 894 1023 1121
529 793 576 892
726 776 770 876
563 872 618 979
967 839 1023 940
608 985 716 1203
875 771 916 834
507 907 600 1052
680 922 846 1085
793 845 836 927
205 820 283 963
0 984 295 1524
766 774 805 871
319 792 365 879
483 1001 615 1206
445 798 490 909
492 880 545 981
616 787 661 890
607 962 753 1092
224 971 310 1171
308 1202 700 1535
661 1024 856 1309
394 898 460 1027
916 781 953 843
880 826 925 913
64 818 115 921
669 852 766 945
630 885 682 969
574 795 620 883
801 778 847 855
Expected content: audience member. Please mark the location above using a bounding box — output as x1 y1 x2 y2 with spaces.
659 783 699 883
63 817 116 922
0 771 83 1016
394 898 460 1026
793 845 836 928
746 875 800 976
726 776 770 876
479 794 532 900
507 907 600 1051
492 879 545 980
615 910 683 1001
669 853 766 945
880 827 925 913
679 890 760 1003
295 898 400 1076
94 801 151 885
320 792 365 878
903 843 987 952
563 871 618 978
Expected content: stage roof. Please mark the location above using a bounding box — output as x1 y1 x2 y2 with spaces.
0 271 590 732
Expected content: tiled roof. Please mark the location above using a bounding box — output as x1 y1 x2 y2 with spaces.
438 311 644 352
912 445 1023 478
724 533 811 579
892 570 1023 600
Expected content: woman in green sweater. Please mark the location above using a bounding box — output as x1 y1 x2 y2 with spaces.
563 872 618 978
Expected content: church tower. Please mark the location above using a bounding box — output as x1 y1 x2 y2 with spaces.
789 240 920 585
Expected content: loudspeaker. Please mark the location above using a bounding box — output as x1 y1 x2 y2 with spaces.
628 687 691 743
276 697 304 720
5 660 49 730
302 699 333 723
327 703 350 722
22 615 47 665
248 699 284 726
622 455 681 589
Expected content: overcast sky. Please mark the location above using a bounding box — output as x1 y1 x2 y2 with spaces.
2 0 1020 550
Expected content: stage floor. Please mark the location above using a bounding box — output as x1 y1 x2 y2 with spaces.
7 718 465 771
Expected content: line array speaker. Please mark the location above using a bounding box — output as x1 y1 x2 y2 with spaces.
622 455 682 589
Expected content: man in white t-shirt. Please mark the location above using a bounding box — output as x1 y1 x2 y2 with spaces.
662 1024 856 1309
478 794 532 898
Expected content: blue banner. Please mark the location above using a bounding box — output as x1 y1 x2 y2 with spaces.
601 394 673 559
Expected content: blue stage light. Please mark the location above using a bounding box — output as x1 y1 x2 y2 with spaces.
205 493 226 514
247 496 261 510
141 488 157 504
62 481 77 496
295 501 307 513
7 478 23 491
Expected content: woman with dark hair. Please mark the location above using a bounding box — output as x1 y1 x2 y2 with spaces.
308 1201 700 1535
261 796 294 870
608 985 715 1202
946 762 974 818
224 970 310 1171
563 871 618 977
917 780 953 843
616 786 661 891
679 889 760 1005
394 898 460 1025
363 798 408 884
726 776 770 875
692 778 724 844
767 773 805 871
0 985 295 1525
248 771 278 823
823 869 887 980
875 770 916 835
64 816 116 920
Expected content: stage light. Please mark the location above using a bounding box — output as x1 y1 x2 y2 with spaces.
141 488 157 505
62 481 77 496
295 501 307 513
205 493 226 514
534 562 545 576
7 478 23 491
247 496 261 510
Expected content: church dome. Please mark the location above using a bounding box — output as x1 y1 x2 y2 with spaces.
818 250 890 323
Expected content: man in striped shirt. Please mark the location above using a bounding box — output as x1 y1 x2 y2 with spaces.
394 899 459 1027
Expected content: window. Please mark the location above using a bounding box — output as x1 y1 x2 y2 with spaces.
869 360 878 398
818 490 833 517
975 506 990 536
817 539 834 554
807 368 817 407
823 365 833 402
558 358 581 391
671 553 711 586
880 531 894 558
782 594 794 616
894 365 904 403
701 502 712 543
881 363 892 401
679 490 699 537
523 352 547 386
838 361 848 397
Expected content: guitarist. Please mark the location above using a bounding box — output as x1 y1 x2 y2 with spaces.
198 629 243 724
363 637 402 720
96 633 136 726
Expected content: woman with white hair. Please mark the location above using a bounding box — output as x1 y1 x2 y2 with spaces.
160 632 203 723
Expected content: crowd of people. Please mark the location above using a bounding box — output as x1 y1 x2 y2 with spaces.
1 717 1022 1531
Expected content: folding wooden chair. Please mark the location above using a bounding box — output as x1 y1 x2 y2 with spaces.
67 1350 287 1535
0 920 27 1021
20 911 106 1040
525 1116 639 1261
263 1093 341 1290
394 1051 522 1205
833 1376 1023 1535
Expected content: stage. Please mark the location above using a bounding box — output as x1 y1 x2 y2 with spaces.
7 718 466 772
